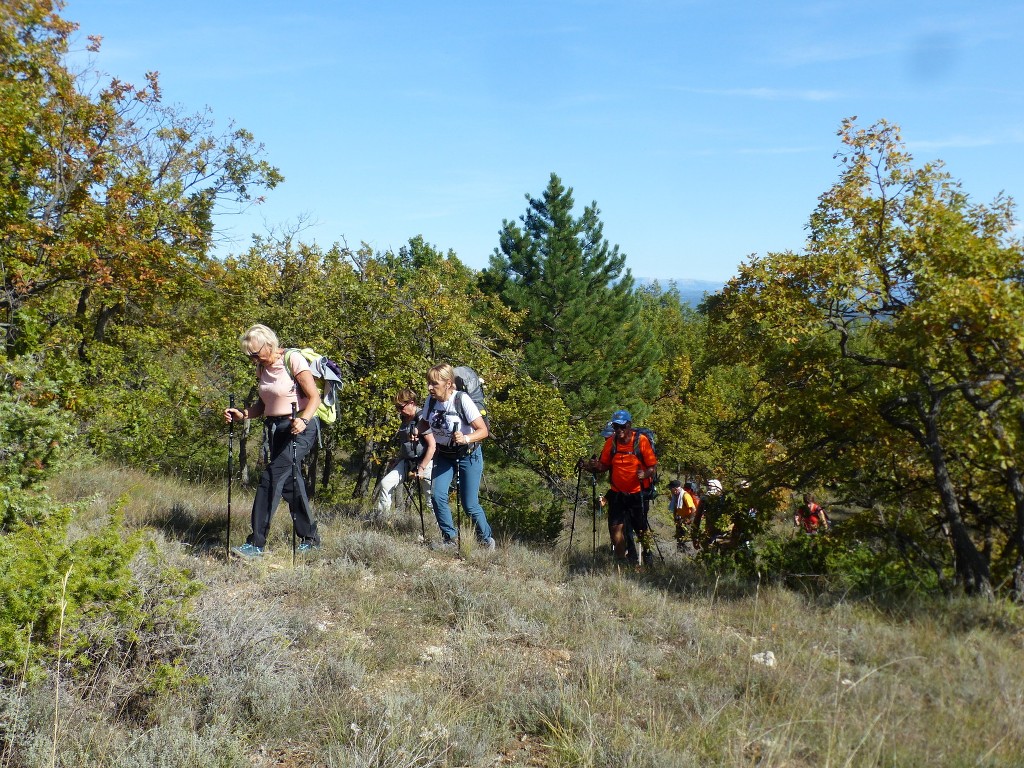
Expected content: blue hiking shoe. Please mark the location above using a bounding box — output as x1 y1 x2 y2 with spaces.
297 541 321 554
231 542 263 559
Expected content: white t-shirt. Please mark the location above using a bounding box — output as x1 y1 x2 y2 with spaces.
422 392 481 449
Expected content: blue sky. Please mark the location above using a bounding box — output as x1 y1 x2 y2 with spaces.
64 1 1023 282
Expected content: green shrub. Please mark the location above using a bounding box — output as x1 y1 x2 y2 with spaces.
733 515 942 598
483 462 566 542
1 361 202 686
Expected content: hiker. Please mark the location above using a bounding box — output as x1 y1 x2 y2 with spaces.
794 493 829 534
692 479 725 549
223 324 321 558
373 388 431 521
672 481 700 551
415 363 495 551
584 409 658 563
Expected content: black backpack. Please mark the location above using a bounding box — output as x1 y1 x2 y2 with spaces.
610 427 659 501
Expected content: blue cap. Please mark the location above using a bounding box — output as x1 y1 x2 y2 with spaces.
610 409 632 425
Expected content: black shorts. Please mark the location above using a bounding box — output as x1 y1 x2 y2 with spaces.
606 490 648 531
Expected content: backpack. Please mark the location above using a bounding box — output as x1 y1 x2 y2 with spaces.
610 427 659 501
452 365 488 425
282 348 343 425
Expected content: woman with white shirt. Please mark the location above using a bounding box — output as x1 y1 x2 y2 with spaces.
223 324 322 558
413 363 495 551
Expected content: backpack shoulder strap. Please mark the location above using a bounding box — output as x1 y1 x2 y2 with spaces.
454 390 470 425
282 348 297 380
633 431 649 467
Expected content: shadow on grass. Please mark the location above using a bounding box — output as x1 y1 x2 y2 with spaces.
148 502 228 551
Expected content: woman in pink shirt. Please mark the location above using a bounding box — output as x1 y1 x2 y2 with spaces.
224 324 322 558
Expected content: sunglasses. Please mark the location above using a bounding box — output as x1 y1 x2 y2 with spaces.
247 344 266 360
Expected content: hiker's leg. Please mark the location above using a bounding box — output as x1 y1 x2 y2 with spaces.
629 495 648 546
606 492 630 559
429 455 458 541
629 494 651 561
251 418 293 548
416 459 432 500
375 460 405 516
457 450 491 541
283 418 319 545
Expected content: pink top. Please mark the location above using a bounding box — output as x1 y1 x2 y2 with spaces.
259 351 312 417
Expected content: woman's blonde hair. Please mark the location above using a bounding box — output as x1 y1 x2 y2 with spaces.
426 363 455 386
240 324 280 356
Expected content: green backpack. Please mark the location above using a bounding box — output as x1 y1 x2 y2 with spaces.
282 348 343 425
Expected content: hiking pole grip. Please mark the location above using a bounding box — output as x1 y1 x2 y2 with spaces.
227 394 235 560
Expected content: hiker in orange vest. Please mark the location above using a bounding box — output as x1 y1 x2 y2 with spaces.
584 409 658 563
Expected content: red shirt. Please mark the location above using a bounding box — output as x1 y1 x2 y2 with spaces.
600 430 657 494
798 502 825 532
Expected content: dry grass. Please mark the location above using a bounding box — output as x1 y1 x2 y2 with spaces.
6 463 1023 767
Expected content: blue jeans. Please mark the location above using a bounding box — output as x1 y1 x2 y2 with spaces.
430 447 492 542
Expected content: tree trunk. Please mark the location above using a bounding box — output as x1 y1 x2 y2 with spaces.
305 443 319 499
961 391 1024 601
321 443 334 492
923 413 993 597
352 437 377 499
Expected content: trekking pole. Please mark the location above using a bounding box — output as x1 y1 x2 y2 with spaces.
415 469 426 541
291 403 298 568
226 394 235 561
591 472 598 564
568 460 584 553
454 457 462 554
641 493 665 565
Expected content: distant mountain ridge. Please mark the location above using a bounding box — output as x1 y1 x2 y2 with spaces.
635 277 725 306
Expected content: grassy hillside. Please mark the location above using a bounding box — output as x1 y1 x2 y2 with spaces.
5 464 1022 767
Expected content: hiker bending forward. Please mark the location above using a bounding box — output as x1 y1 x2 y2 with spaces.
415 364 495 551
374 388 432 520
585 409 658 562
224 324 321 558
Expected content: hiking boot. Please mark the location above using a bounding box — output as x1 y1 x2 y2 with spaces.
480 536 496 552
431 538 458 552
297 541 321 554
231 542 263 559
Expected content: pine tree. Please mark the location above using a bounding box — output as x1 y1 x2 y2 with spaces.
482 173 661 428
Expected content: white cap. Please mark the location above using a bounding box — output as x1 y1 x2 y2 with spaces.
707 479 723 495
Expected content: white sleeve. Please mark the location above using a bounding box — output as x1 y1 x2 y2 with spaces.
457 393 481 427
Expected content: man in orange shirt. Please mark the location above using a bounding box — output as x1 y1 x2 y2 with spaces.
585 409 658 563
